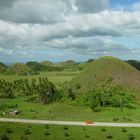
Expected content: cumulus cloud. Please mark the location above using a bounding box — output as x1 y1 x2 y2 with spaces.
0 0 140 62
74 0 108 13
0 0 18 9
0 0 72 24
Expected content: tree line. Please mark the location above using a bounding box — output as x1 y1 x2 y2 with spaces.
0 78 56 104
69 77 136 111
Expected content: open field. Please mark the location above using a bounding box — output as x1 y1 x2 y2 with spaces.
0 71 140 123
0 122 140 140
0 97 140 123
0 71 80 87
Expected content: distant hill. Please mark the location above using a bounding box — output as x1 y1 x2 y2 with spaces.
40 61 53 66
26 61 43 71
54 60 78 68
78 59 95 70
0 62 7 73
126 60 140 71
69 56 140 101
6 63 34 75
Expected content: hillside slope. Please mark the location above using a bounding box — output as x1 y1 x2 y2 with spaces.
69 56 140 100
54 60 78 68
0 62 7 73
6 63 33 75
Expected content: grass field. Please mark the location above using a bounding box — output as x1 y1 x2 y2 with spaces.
0 71 79 88
0 97 140 123
0 122 140 140
0 71 140 123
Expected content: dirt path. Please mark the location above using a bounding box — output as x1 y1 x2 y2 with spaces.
0 118 140 127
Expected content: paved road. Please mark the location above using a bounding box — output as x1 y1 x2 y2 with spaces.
0 118 140 127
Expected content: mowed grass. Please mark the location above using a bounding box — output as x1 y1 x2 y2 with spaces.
0 122 140 140
0 97 140 123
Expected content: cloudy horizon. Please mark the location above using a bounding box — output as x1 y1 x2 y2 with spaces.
0 0 140 63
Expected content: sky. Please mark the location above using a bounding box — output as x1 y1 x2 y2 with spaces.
0 0 140 63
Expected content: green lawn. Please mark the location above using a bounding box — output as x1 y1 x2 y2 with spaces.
0 122 140 140
0 97 140 123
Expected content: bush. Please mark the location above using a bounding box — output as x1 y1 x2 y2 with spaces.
92 106 102 112
85 135 90 138
75 82 136 110
44 131 50 136
64 126 68 130
122 128 127 132
128 134 135 140
24 129 31 135
44 125 49 129
106 135 113 139
113 117 119 122
1 134 9 140
5 128 13 133
101 128 107 132
20 136 28 140
64 132 70 137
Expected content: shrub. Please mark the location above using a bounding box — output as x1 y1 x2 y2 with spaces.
106 135 113 139
44 131 50 136
113 117 119 122
128 134 135 140
64 132 70 137
76 83 136 110
20 136 28 140
92 106 102 112
5 128 13 133
83 128 86 131
101 128 107 132
1 134 9 140
64 126 68 130
44 125 49 129
122 128 127 132
85 135 90 138
24 129 31 135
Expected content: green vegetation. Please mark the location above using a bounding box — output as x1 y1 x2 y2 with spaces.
54 60 78 69
69 56 140 102
0 122 140 140
26 61 43 72
72 77 136 112
0 62 7 73
0 78 56 104
127 60 140 71
40 60 53 66
5 63 35 75
0 97 140 122
0 56 140 124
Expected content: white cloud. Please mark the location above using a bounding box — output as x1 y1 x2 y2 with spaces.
0 0 140 62
74 0 108 13
133 2 140 11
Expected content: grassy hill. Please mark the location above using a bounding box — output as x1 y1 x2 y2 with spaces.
0 62 7 73
26 61 43 71
5 63 34 75
69 56 140 101
54 60 78 68
78 59 95 70
40 61 53 66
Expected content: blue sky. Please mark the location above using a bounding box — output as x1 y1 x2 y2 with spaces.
110 0 140 6
0 0 140 63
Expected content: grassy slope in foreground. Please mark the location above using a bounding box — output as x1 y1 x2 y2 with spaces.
70 56 140 101
0 122 140 140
